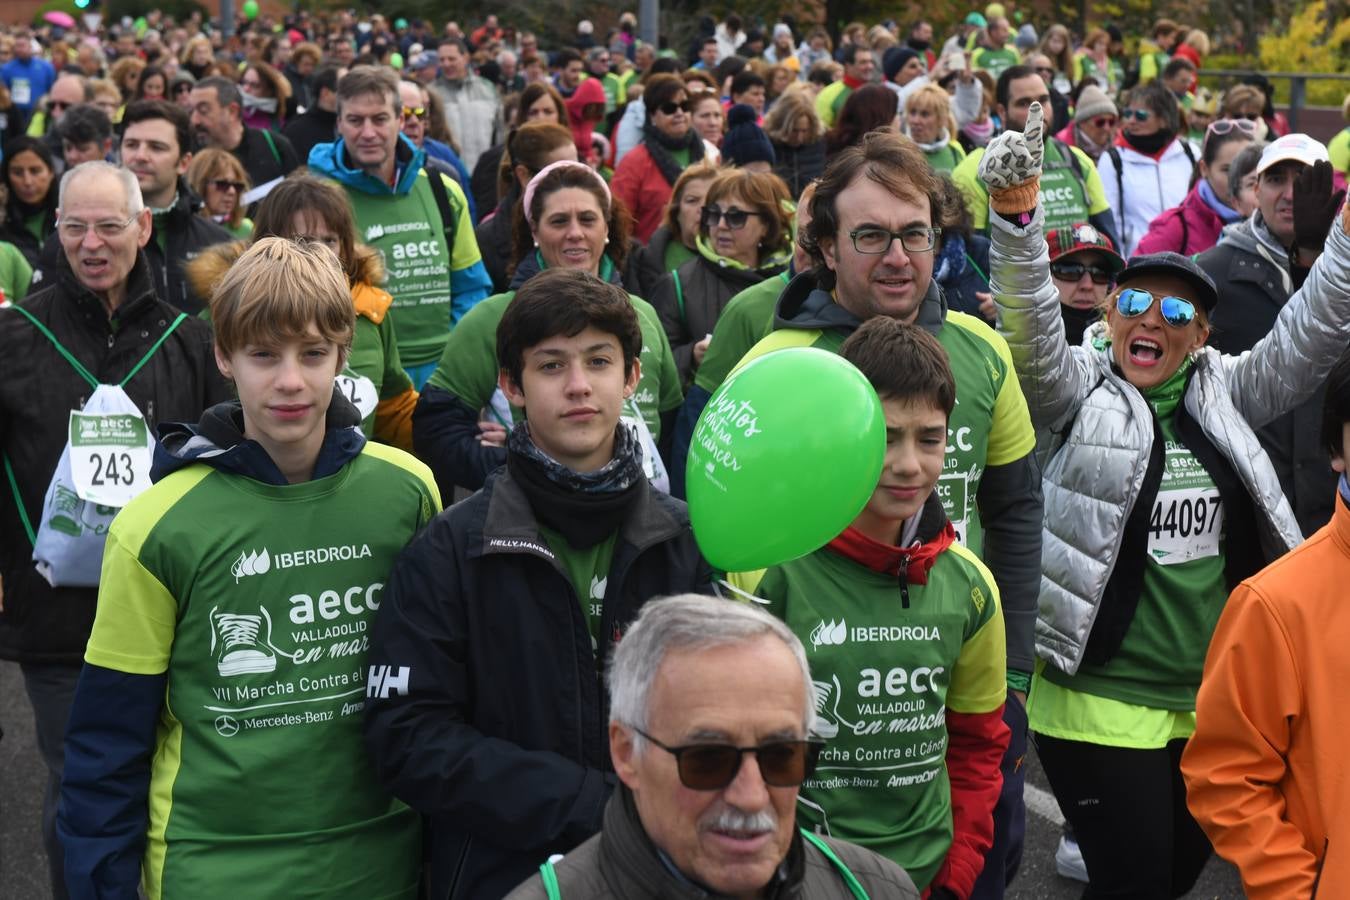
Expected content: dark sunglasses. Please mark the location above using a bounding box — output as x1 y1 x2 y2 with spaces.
634 727 823 791
658 99 692 116
1089 116 1118 129
1122 108 1152 122
1051 261 1113 284
210 179 247 193
701 206 761 230
49 100 72 111
1116 286 1196 328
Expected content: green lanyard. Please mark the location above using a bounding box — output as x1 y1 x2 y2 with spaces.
537 828 869 899
2 306 188 545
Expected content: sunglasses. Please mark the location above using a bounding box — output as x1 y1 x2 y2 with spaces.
634 728 823 791
1051 261 1113 284
1116 287 1196 328
658 99 692 116
210 179 247 193
1089 116 1118 129
1122 108 1152 122
701 206 761 230
1206 118 1257 137
402 105 427 119
49 100 72 111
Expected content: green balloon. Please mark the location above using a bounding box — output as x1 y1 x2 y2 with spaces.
243 0 259 20
390 52 404 69
686 347 885 572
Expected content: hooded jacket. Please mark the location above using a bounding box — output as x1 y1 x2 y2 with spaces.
362 464 712 900
1181 486 1350 900
30 183 233 313
566 78 608 161
187 241 418 449
58 395 438 899
672 271 1043 680
988 206 1350 674
430 74 502 171
308 133 492 369
0 254 230 664
1199 216 1333 535
1098 135 1197 257
649 237 789 381
611 142 678 244
505 786 921 899
771 138 826 199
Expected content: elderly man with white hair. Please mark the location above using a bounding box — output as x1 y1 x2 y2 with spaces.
507 595 922 899
0 160 227 900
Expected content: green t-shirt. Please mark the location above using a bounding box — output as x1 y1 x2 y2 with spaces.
971 45 1019 80
84 442 441 899
1042 362 1228 710
341 294 414 439
344 170 484 368
539 525 617 654
426 273 684 438
663 239 698 274
1329 127 1350 177
730 541 1005 889
738 312 1037 556
0 239 33 301
694 272 788 393
953 141 1110 232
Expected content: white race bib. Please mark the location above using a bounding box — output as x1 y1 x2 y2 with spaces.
11 79 31 106
621 399 669 494
1148 488 1223 565
335 372 379 420
67 385 154 507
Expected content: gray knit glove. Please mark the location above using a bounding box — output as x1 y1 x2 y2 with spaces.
977 101 1044 214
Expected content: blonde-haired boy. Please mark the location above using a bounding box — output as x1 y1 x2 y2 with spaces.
58 238 441 899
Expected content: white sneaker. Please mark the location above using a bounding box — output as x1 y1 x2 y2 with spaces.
1055 834 1089 883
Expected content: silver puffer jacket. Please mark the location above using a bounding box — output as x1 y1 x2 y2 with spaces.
989 209 1350 675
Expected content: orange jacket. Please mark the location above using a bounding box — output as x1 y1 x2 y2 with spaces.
1181 490 1350 900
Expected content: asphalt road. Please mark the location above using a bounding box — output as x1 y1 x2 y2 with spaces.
1 659 1244 899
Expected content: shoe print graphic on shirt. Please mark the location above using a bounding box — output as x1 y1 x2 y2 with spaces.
210 605 303 677
811 673 860 739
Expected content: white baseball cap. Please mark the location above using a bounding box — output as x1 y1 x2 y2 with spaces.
1255 133 1330 176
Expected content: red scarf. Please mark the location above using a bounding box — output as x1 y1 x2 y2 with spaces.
842 73 866 90
826 521 955 585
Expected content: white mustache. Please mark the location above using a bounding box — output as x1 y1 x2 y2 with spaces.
700 803 778 835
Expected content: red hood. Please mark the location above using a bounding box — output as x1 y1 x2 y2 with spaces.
826 504 955 585
566 78 607 159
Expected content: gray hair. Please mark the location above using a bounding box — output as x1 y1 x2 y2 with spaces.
608 594 815 749
58 161 144 216
1228 140 1267 199
196 75 241 110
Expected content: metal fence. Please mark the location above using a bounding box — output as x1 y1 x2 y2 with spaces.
1200 69 1350 131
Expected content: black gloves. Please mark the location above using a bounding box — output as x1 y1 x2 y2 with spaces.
1292 160 1347 253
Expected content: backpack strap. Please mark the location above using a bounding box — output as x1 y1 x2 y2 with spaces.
118 313 188 388
799 829 870 900
9 304 98 389
424 166 457 246
1106 145 1126 239
261 127 281 165
4 452 36 547
673 269 685 325
538 858 563 900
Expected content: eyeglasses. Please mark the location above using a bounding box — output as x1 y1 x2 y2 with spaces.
1051 260 1113 284
658 100 692 116
210 179 247 193
1115 286 1196 328
402 105 427 120
1206 118 1258 138
849 226 941 255
1122 108 1153 122
633 727 823 791
58 215 138 241
701 206 762 230
1089 116 1118 129
49 100 73 112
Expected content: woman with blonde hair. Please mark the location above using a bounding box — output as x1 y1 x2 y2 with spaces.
1074 27 1117 93
905 83 966 172
1037 24 1076 95
188 173 419 449
239 61 291 131
181 35 214 79
109 56 145 105
764 87 826 196
186 148 253 239
634 159 721 296
649 167 794 380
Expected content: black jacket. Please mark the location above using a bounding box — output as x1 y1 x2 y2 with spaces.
0 202 55 269
1200 236 1334 535
506 786 921 899
0 254 231 664
470 141 507 224
650 252 786 382
227 125 300 188
476 184 519 294
363 465 712 900
280 106 336 163
632 225 681 300
31 184 233 312
771 138 826 199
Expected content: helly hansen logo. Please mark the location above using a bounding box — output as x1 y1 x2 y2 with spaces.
367 665 410 699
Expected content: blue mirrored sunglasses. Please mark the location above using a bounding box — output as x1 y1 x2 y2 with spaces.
1116 287 1196 328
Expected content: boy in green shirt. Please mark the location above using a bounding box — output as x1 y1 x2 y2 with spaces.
58 238 440 899
731 317 1009 898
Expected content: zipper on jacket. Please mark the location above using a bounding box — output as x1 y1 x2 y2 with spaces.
898 555 911 609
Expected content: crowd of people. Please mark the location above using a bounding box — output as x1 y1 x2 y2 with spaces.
1 4 1350 899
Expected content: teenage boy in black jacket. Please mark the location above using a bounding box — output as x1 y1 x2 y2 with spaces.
363 267 712 899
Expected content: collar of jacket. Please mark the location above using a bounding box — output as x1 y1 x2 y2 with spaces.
595 786 808 899
773 269 947 336
309 132 426 196
56 250 160 327
471 466 687 563
695 233 791 274
826 492 954 583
